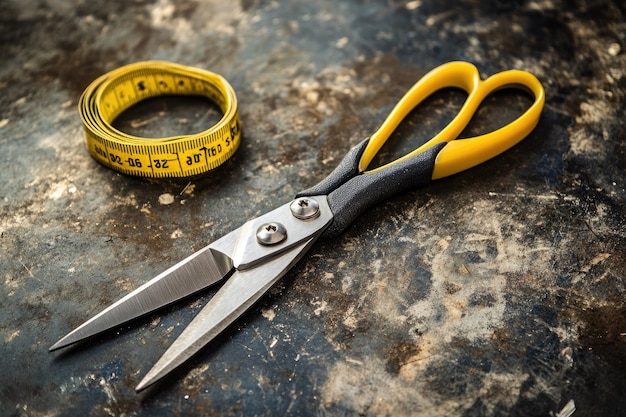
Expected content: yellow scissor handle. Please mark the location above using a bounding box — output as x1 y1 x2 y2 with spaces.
359 61 545 179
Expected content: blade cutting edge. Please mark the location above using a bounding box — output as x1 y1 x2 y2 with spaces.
50 246 233 351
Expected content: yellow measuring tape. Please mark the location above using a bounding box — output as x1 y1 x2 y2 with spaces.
79 61 241 178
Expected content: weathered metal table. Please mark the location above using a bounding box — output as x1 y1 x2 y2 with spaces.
1 1 624 416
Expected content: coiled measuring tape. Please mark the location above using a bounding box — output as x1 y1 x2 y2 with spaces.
79 61 241 178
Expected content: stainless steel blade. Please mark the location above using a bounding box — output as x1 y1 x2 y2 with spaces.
135 238 316 391
50 246 233 351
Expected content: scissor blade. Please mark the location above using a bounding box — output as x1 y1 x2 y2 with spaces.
50 246 233 351
135 238 316 392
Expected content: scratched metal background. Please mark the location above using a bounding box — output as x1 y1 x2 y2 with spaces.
1 0 625 416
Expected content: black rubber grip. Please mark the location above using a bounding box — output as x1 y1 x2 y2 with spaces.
296 139 370 198
318 142 446 239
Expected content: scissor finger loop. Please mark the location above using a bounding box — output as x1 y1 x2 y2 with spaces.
360 61 545 178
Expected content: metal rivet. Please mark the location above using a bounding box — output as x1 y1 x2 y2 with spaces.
256 222 287 245
290 198 320 220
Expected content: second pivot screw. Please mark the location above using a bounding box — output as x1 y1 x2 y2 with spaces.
290 198 320 220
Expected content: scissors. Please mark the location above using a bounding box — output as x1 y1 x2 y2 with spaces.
50 61 545 391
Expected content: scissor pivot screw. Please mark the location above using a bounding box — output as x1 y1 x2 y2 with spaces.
256 222 287 245
290 198 320 220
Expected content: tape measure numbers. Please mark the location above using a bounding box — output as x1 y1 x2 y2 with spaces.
79 61 241 178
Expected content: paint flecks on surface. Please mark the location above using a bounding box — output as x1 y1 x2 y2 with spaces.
170 229 184 239
313 299 329 316
149 0 193 42
47 181 77 200
158 193 175 205
5 330 20 343
261 308 276 321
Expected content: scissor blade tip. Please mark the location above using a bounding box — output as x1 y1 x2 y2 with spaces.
49 338 68 352
49 329 85 352
135 353 188 392
135 375 158 392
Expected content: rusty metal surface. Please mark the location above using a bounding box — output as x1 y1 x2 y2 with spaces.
1 0 625 416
